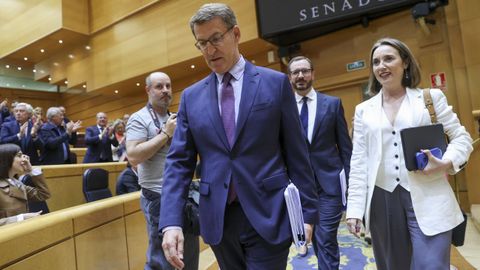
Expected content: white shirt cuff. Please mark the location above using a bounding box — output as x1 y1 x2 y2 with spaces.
31 167 43 176
162 226 182 234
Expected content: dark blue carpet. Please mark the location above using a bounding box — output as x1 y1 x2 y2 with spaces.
288 223 376 269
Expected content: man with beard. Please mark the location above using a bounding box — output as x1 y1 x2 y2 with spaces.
288 56 352 270
126 72 199 270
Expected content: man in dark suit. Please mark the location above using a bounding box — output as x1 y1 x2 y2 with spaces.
0 102 43 165
115 164 140 195
0 98 10 127
160 4 318 270
83 112 118 163
39 107 82 165
288 56 352 269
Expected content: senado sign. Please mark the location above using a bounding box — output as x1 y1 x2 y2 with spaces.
255 0 424 46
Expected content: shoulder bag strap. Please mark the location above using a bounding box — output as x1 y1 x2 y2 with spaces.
422 88 437 124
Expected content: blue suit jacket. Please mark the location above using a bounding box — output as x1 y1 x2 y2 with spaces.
159 62 319 245
0 120 43 165
308 92 352 195
83 126 118 163
39 122 77 165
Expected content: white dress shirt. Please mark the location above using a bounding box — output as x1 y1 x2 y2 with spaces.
215 56 246 124
294 88 317 143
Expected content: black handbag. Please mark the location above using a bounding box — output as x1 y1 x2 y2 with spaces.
451 211 467 247
183 181 200 236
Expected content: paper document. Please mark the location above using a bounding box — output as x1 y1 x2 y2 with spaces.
284 182 306 248
339 169 347 206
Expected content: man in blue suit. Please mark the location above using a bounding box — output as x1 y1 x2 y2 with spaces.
39 107 82 165
0 102 43 165
160 4 319 270
83 112 118 163
288 56 352 269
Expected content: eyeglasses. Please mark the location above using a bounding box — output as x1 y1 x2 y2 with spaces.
290 68 312 76
194 26 234 51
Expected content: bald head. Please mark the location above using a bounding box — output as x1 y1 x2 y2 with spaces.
145 72 172 112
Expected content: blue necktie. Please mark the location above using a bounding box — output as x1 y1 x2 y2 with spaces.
221 72 237 203
300 96 308 137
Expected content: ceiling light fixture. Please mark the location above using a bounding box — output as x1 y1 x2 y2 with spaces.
85 45 91 50
40 49 45 53
191 64 195 69
48 77 52 81
23 57 28 61
114 90 119 94
58 40 63 44
33 69 36 73
17 67 22 70
68 54 74 59
64 80 68 84
5 65 10 68
82 84 86 88
136 83 140 86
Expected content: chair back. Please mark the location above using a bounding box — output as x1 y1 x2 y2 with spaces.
82 168 112 202
20 175 50 214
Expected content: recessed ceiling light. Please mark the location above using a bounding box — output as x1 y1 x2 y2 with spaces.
40 70 45 74
40 49 45 53
64 80 68 84
33 69 36 73
136 82 140 86
53 62 59 66
191 64 195 69
6 83 10 87
5 64 9 68
22 85 26 88
251 60 256 64
48 77 52 81
85 45 91 50
82 84 86 88
23 57 28 61
68 54 74 59
58 40 63 44
114 90 119 94
17 67 22 70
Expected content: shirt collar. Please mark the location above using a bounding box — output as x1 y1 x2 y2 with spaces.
215 55 246 83
294 88 316 103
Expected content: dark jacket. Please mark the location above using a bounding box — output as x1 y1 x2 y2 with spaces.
83 125 118 163
0 120 43 165
39 122 77 165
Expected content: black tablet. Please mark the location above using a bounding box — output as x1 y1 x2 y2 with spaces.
400 124 447 171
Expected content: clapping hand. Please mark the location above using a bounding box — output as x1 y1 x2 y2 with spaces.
31 117 42 137
19 122 28 138
0 98 7 109
20 154 32 174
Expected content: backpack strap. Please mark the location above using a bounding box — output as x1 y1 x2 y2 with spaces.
422 89 437 124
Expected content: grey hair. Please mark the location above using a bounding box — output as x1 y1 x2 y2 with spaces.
96 112 106 119
46 107 62 121
189 3 237 35
15 102 33 115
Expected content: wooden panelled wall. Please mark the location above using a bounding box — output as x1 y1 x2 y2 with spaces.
2 1 478 208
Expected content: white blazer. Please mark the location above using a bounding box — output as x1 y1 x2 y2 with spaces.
346 88 473 236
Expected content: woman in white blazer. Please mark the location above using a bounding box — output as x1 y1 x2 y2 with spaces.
346 38 473 270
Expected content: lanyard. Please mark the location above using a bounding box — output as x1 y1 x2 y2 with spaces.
146 103 170 132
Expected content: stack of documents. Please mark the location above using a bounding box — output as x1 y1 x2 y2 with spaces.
284 183 306 248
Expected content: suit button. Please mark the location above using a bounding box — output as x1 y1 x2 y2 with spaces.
224 183 228 189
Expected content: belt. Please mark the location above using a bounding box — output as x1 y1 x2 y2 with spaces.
142 188 160 201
